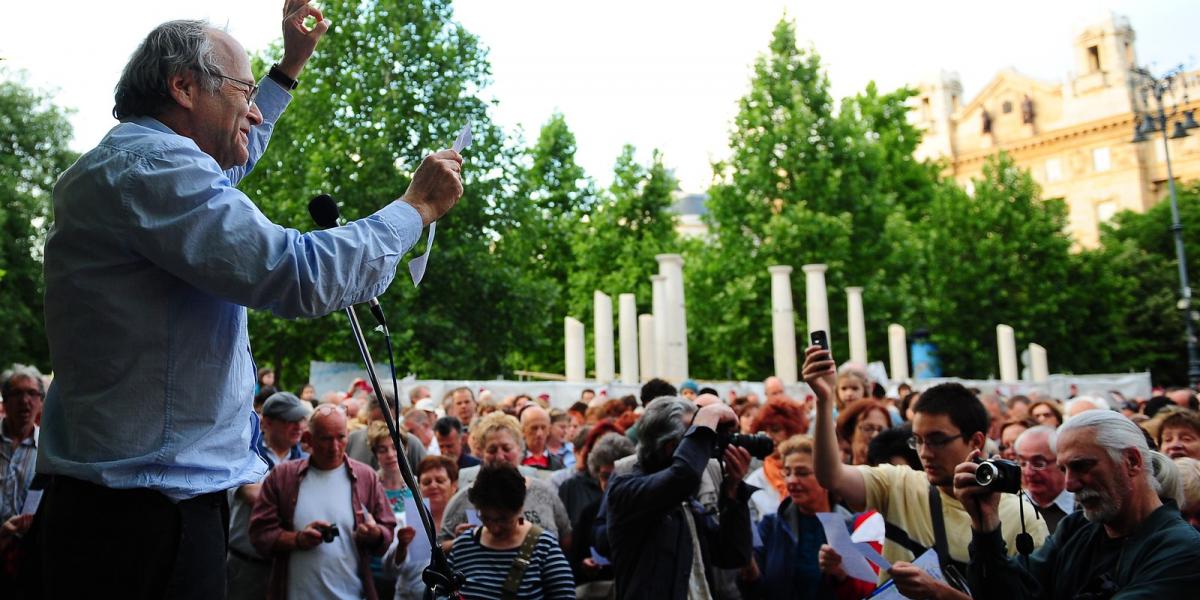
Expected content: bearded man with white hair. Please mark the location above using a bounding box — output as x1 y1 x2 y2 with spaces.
954 409 1200 598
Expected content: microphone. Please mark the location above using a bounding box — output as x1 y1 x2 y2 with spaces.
308 194 388 328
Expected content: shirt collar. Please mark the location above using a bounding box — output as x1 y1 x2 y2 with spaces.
1052 489 1075 513
0 421 38 447
126 116 178 136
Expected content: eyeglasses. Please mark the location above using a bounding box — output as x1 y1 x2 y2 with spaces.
3 389 44 401
857 424 887 436
1017 457 1053 471
907 432 969 450
215 72 259 106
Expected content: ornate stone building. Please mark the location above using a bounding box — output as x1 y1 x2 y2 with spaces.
912 13 1200 247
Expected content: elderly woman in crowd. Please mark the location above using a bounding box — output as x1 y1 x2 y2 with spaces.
835 399 891 466
566 433 634 598
744 435 850 600
1029 399 1064 428
447 463 575 599
438 412 572 552
1175 457 1200 529
746 399 809 522
997 418 1035 461
385 455 460 600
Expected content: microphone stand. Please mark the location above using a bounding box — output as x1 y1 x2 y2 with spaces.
342 305 464 599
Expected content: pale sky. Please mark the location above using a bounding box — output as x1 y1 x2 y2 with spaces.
4 1 1197 193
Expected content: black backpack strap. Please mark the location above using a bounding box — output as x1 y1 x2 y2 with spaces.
501 524 544 600
884 520 929 559
928 484 973 596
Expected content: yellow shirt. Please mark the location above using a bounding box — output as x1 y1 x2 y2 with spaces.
858 464 1048 579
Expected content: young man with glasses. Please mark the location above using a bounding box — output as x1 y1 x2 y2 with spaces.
804 346 1046 600
34 1 464 597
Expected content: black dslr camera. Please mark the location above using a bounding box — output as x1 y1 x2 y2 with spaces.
973 456 1022 494
715 423 774 460
318 523 340 543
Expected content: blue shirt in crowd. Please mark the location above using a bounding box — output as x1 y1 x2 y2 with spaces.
39 78 424 500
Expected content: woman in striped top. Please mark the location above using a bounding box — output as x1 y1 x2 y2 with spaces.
449 463 574 599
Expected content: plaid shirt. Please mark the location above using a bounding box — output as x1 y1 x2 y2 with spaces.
0 423 38 522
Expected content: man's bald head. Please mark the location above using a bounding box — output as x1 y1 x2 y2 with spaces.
521 405 551 455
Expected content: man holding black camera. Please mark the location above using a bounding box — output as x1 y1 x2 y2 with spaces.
954 409 1200 599
604 397 754 600
803 345 1046 599
250 405 397 599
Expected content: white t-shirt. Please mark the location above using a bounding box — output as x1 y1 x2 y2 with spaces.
287 465 362 600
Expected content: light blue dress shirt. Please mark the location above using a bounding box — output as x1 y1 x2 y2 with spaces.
40 79 424 500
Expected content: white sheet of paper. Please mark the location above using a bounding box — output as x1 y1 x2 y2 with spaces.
403 496 433 566
817 512 878 583
21 490 43 515
408 123 471 286
867 549 946 599
855 542 891 571
465 508 482 527
589 546 611 566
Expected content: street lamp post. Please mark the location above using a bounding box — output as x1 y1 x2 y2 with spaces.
1131 66 1200 387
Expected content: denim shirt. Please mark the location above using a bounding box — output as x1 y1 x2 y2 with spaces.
39 78 424 500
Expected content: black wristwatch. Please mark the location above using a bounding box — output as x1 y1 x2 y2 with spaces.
268 64 298 90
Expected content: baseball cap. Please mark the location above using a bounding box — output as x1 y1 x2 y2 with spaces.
414 397 444 417
262 392 310 422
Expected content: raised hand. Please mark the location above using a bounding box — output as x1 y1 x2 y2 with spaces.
278 0 331 79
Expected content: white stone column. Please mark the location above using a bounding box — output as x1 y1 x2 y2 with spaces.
802 264 831 353
846 286 867 365
638 314 655 382
651 275 668 380
618 294 639 384
657 254 688 381
888 324 909 381
996 324 1018 382
565 317 585 382
1029 343 1049 383
594 291 615 384
768 265 798 384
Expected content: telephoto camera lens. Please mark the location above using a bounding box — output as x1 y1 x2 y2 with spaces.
727 433 775 460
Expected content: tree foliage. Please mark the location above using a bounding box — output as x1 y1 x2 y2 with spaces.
240 0 539 385
0 76 77 372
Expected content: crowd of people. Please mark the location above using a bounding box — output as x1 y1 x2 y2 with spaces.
7 356 1200 599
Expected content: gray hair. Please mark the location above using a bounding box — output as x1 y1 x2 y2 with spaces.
636 396 696 470
1057 409 1152 486
2 364 45 399
113 19 224 120
588 433 635 478
1150 451 1185 505
1063 396 1110 418
1014 425 1058 456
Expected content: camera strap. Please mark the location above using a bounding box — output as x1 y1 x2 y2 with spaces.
501 523 544 600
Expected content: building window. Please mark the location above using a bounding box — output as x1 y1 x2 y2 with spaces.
1097 200 1119 224
1002 100 1013 114
1087 45 1101 72
1045 158 1063 183
1092 147 1111 173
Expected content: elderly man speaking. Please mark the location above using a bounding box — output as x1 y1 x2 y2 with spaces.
33 2 463 597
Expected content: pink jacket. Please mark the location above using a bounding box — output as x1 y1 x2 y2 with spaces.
249 456 397 600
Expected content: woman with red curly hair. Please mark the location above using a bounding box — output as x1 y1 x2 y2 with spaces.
745 399 813 522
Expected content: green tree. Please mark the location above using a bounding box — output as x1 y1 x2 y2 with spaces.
496 112 595 375
567 146 680 363
0 75 77 371
689 17 936 379
239 0 539 384
895 154 1076 378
